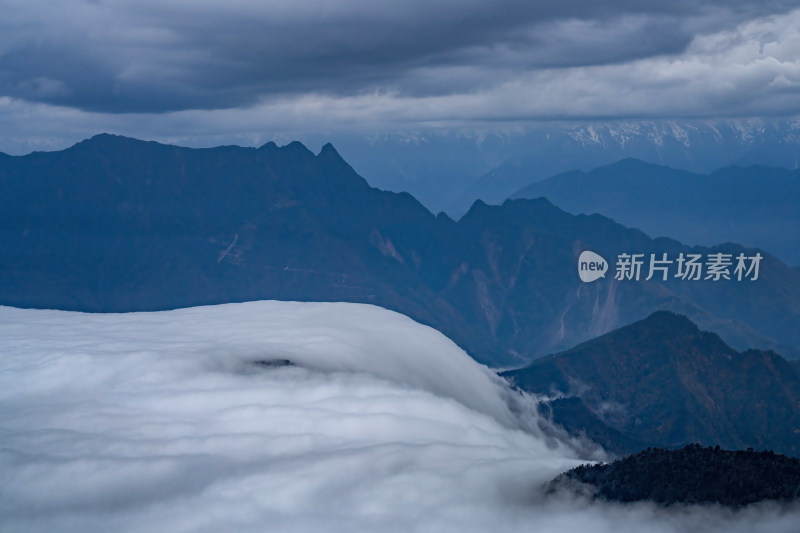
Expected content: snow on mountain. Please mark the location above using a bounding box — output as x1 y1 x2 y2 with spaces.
1 301 798 532
451 117 800 213
562 119 797 149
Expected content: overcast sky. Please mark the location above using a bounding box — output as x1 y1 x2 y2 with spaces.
1 0 800 153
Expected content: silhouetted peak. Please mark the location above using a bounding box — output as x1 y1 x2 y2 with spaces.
317 143 348 167
548 310 709 362
640 310 700 333
318 142 339 157
461 198 490 220
81 133 129 146
614 157 649 166
593 157 691 177
471 199 488 209
435 211 454 223
460 196 572 226
70 134 163 153
283 140 313 156
600 157 656 171
91 133 118 141
258 141 278 151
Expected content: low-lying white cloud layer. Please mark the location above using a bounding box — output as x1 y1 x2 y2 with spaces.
0 301 797 532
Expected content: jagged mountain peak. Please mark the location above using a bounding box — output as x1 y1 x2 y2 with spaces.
638 310 700 331
317 142 352 169
318 142 340 157
258 140 278 150
73 133 159 150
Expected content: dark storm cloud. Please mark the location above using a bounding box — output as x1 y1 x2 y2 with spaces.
0 0 797 113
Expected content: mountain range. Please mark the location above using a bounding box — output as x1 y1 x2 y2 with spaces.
443 118 800 215
1 134 799 367
205 119 800 216
511 158 800 266
503 312 800 456
7 119 798 218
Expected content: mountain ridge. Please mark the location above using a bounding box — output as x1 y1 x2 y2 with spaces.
511 158 800 265
1 134 799 365
503 311 800 455
448 118 800 215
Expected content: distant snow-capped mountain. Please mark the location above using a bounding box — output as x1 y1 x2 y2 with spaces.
449 118 800 215
222 118 798 215
564 119 800 149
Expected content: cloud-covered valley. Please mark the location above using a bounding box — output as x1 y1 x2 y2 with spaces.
1 301 798 532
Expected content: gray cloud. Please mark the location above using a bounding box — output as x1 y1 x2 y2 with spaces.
1 1 800 155
1 0 798 114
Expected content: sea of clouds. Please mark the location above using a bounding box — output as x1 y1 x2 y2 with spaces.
0 301 797 532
